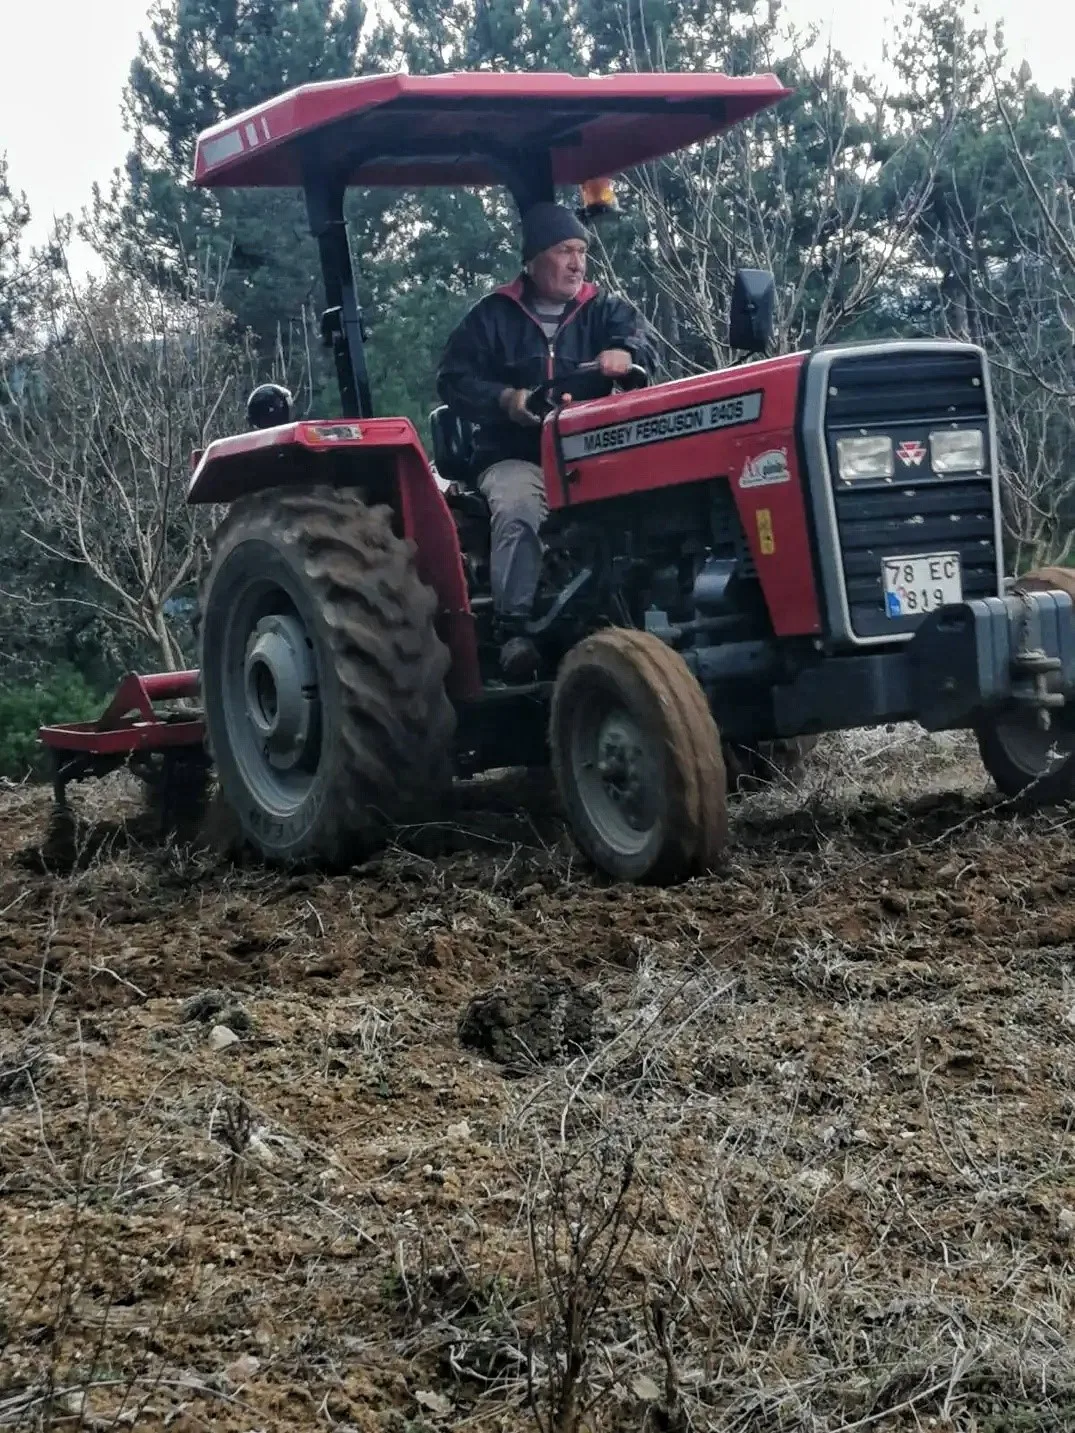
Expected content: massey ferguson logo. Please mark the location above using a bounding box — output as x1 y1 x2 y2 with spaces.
896 440 926 467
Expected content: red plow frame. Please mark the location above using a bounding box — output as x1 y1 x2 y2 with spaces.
38 670 208 806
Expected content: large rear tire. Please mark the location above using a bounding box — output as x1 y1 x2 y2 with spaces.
200 485 455 866
975 566 1075 802
549 628 727 883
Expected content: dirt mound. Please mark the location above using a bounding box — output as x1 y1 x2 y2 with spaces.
3 736 1075 1431
459 974 601 1070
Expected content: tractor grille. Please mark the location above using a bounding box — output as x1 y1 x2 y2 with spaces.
823 348 998 639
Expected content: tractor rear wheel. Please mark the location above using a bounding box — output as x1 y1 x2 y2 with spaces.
200 485 455 866
549 628 727 882
975 566 1075 802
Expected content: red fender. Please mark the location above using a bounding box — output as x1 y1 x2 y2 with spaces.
188 418 481 699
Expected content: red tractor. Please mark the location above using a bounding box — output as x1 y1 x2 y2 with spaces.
40 70 1075 882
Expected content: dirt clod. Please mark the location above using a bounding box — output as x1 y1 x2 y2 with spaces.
458 974 601 1069
182 989 251 1031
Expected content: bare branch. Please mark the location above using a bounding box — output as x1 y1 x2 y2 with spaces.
0 251 307 669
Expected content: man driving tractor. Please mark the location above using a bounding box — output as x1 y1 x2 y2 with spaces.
437 201 654 677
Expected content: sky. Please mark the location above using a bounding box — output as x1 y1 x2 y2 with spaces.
2 0 1075 276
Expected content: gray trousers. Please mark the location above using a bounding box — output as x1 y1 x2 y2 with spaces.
478 459 549 619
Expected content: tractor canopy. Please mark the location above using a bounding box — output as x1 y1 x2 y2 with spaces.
192 70 791 191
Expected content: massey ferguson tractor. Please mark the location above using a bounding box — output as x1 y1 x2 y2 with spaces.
39 70 1075 882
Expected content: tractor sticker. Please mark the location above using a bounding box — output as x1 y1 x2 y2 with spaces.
755 508 775 555
202 118 271 169
559 390 762 462
896 439 926 467
739 447 790 488
201 128 246 168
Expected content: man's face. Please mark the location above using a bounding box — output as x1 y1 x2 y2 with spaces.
529 238 588 303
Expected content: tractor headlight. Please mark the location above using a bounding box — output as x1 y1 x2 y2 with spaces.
835 434 894 481
929 428 984 473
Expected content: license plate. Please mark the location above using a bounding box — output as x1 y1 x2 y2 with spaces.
882 552 962 617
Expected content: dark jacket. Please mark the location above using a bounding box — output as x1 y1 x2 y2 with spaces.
436 275 655 471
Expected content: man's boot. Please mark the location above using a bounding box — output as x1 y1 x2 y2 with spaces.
498 618 539 681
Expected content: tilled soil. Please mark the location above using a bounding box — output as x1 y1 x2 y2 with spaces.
1 730 1074 1432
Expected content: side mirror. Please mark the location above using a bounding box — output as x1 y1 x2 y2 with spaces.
247 383 293 430
729 268 776 354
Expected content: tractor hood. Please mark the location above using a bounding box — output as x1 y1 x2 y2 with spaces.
192 70 791 190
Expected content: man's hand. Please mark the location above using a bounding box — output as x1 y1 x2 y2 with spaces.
596 347 633 378
499 387 542 427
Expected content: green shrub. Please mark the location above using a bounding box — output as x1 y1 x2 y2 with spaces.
0 668 104 781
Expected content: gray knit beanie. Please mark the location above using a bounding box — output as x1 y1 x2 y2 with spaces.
521 202 589 262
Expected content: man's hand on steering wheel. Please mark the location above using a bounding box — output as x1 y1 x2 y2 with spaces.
595 347 634 379
524 358 649 418
500 386 542 428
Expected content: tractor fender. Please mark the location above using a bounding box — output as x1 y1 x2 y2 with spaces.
187 418 481 700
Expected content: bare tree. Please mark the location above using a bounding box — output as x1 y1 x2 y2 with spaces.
590 25 948 373
916 192 1075 568
526 1134 642 1433
988 71 1075 379
987 89 1075 567
0 261 304 670
990 369 1075 571
917 63 1075 568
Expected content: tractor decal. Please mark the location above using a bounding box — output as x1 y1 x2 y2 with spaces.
739 447 791 488
560 390 762 462
200 128 245 168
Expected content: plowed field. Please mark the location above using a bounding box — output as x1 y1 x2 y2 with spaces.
2 729 1074 1431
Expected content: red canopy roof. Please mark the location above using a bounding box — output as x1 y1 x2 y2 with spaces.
193 70 791 190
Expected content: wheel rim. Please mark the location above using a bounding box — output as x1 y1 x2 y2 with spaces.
570 690 660 858
221 574 323 817
990 710 1075 781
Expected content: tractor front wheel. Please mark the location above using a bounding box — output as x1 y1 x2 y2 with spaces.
976 566 1075 803
549 629 727 883
200 485 455 866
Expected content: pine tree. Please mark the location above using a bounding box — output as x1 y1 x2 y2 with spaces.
0 155 33 360
87 0 365 351
91 0 527 429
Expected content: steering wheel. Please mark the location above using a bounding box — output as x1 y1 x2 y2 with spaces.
525 361 649 418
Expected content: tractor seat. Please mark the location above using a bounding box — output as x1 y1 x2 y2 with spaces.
430 404 478 486
430 405 489 521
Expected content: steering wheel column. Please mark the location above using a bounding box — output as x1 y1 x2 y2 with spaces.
525 360 649 419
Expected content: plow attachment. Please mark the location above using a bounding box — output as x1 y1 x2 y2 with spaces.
38 670 208 810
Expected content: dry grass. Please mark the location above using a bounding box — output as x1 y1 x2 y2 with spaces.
2 731 1074 1431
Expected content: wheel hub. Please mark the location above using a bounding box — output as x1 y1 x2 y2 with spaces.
243 614 318 771
595 713 649 831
